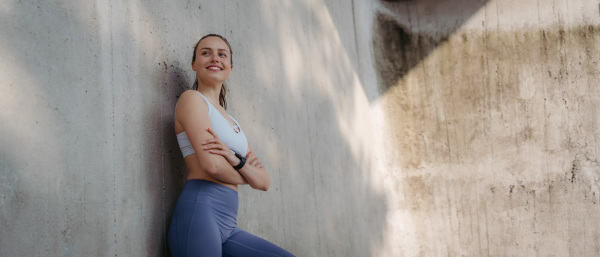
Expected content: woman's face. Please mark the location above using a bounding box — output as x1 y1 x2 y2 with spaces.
192 36 233 85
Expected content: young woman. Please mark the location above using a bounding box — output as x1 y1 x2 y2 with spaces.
167 34 295 257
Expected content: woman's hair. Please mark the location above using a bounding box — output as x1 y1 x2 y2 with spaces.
191 34 233 109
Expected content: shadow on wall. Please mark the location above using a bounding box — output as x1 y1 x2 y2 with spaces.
214 1 390 256
152 63 190 256
373 0 490 94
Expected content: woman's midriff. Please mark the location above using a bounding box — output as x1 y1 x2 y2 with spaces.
183 155 238 192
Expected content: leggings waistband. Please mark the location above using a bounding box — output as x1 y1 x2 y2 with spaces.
177 179 239 216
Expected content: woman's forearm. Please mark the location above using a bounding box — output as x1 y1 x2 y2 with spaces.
211 169 247 185
200 154 248 185
238 164 270 191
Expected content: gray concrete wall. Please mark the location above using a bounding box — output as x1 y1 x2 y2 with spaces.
2 0 600 256
0 0 384 256
372 0 600 256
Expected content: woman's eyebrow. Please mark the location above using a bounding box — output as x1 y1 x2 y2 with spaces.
199 47 229 53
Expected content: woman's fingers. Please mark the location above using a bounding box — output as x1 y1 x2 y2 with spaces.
246 149 256 159
247 156 263 168
203 128 229 150
206 127 219 139
248 157 256 166
202 138 221 145
203 143 224 150
208 149 227 155
245 150 264 168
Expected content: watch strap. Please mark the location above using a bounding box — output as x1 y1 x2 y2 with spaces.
233 151 246 170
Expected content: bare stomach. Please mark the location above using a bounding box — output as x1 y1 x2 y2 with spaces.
183 155 238 191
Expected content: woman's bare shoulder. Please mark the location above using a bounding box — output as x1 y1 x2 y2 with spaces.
177 90 206 109
175 90 210 132
178 90 201 103
176 90 209 120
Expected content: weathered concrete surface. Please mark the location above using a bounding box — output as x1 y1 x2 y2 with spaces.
3 0 599 256
372 0 600 256
0 0 385 256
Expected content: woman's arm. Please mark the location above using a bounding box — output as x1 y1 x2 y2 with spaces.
202 132 270 191
237 146 270 191
176 91 247 185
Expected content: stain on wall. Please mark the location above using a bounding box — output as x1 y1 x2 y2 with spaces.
373 0 600 256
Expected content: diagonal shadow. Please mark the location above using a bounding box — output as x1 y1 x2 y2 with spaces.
321 0 492 101
373 0 491 95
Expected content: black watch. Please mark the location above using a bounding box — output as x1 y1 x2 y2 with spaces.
233 151 246 170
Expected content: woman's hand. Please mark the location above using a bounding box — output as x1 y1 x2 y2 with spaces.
202 127 241 167
246 149 263 168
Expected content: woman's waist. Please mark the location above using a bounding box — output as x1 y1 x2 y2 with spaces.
177 179 239 209
184 159 239 191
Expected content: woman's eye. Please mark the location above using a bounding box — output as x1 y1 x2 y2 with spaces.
219 53 227 57
202 52 209 55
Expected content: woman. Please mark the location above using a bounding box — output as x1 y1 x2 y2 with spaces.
168 34 295 257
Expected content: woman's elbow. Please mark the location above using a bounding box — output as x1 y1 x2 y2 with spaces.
202 162 221 177
253 179 270 191
254 185 269 191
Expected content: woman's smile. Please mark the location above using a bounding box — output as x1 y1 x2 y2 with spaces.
207 65 223 71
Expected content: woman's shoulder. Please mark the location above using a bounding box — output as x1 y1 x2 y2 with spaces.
178 90 207 105
179 89 201 101
176 90 208 114
174 90 211 132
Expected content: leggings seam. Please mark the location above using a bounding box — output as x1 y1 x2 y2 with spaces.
184 203 199 257
227 239 283 257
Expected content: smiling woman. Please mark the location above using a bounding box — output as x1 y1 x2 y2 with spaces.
191 34 232 109
167 34 295 257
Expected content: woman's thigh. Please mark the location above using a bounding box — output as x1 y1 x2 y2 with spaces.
222 229 295 257
169 203 222 257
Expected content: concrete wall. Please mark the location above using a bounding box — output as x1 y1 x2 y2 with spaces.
0 0 384 256
2 0 600 256
372 0 600 256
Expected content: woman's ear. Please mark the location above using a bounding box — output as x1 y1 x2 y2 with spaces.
192 61 197 71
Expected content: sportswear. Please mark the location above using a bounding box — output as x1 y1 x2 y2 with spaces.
176 91 248 158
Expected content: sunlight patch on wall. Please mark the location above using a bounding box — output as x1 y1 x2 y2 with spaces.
0 0 16 14
0 39 66 202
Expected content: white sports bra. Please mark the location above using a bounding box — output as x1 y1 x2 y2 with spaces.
176 91 248 158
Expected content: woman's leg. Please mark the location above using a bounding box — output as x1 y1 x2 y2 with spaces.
168 203 222 257
221 229 295 257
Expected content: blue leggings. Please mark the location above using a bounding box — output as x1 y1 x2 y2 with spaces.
168 179 295 257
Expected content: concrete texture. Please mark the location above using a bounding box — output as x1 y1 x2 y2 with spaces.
1 0 384 256
372 0 600 256
1 0 599 257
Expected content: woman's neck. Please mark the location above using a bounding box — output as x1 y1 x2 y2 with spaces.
197 85 221 106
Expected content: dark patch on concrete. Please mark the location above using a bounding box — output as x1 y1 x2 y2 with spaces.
570 159 578 183
373 11 417 93
371 0 491 101
373 11 447 95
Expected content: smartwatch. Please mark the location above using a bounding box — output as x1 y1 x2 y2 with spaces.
233 151 246 170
